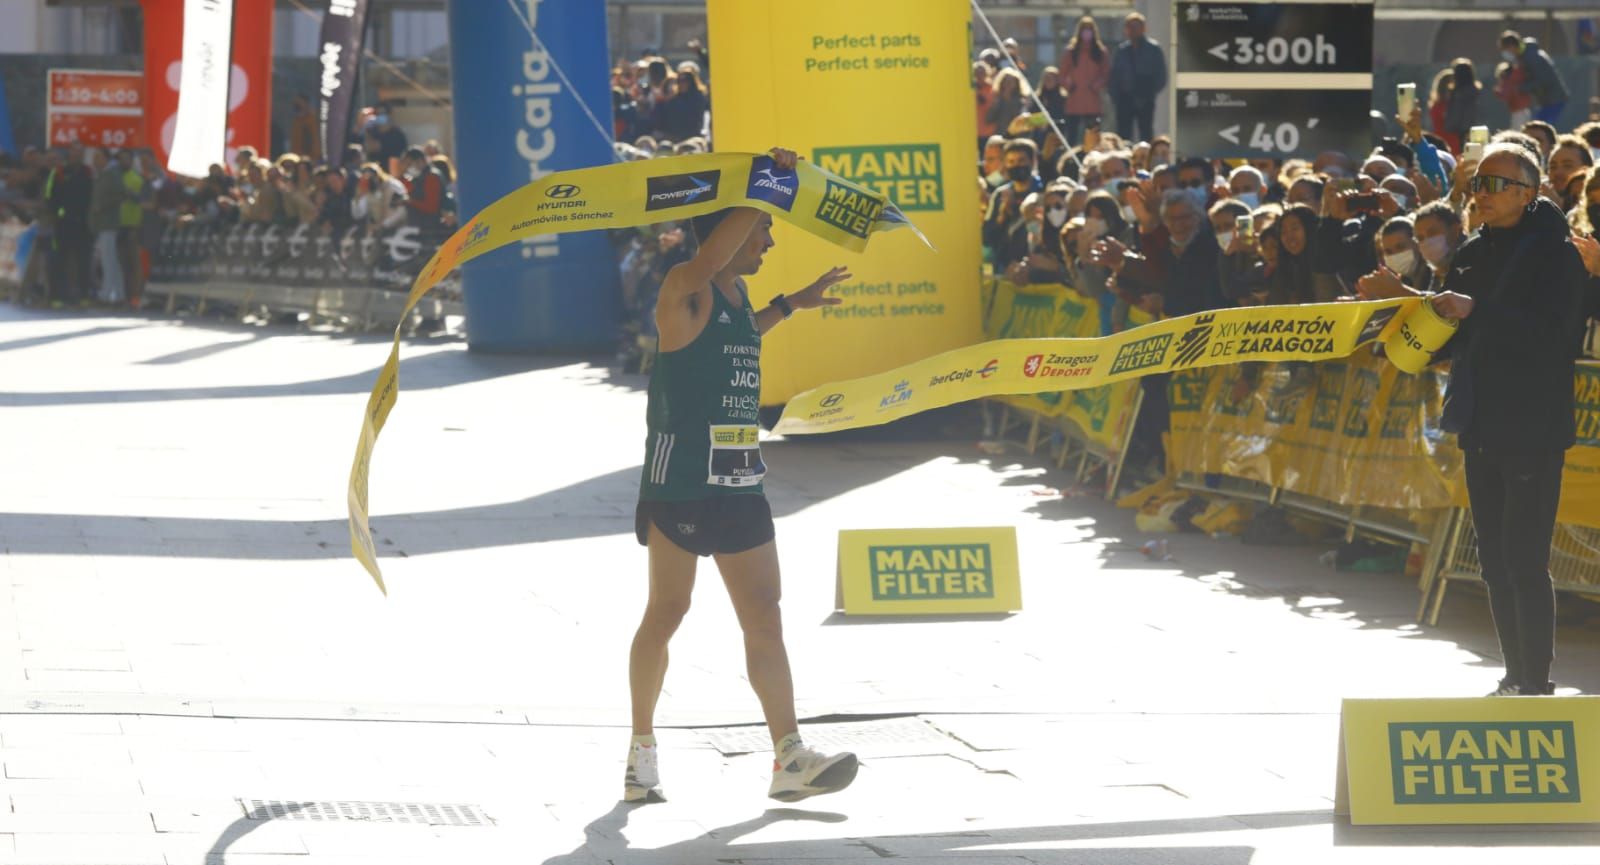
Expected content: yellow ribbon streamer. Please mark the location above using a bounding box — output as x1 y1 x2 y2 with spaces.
773 297 1456 436
347 153 924 590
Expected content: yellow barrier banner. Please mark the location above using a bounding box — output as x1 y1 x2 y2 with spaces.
709 0 982 406
1339 697 1600 825
347 153 923 590
1561 363 1600 531
1167 351 1460 512
984 279 1140 453
775 297 1449 437
836 527 1022 615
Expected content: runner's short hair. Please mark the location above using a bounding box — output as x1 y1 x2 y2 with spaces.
690 210 730 245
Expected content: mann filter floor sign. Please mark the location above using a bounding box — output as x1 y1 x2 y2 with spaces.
1337 698 1600 825
836 528 1021 615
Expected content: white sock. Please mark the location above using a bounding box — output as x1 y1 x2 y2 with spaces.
632 734 656 749
775 732 803 761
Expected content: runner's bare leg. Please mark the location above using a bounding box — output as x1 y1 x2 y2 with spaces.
715 540 799 748
630 526 698 735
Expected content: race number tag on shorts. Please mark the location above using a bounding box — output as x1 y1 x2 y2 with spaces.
707 425 766 487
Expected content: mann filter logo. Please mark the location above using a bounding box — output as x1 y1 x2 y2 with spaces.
1109 333 1174 375
746 155 798 211
646 170 722 211
816 179 885 238
1171 314 1216 367
869 545 995 600
1389 722 1579 804
814 144 943 211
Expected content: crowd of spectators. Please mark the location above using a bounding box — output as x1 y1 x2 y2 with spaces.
975 20 1600 477
2 99 459 312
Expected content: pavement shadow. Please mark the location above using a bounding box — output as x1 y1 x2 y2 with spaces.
0 344 572 407
203 800 308 863
937 411 1600 696
539 804 1356 863
0 434 918 560
0 323 142 353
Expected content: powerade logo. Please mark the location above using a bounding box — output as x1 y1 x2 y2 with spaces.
1110 333 1174 375
869 544 995 600
1389 722 1579 804
816 180 884 239
746 156 798 211
646 171 721 211
879 380 913 409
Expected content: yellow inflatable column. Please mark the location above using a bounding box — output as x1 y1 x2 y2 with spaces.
708 0 982 407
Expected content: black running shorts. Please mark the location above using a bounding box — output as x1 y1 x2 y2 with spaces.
635 495 775 557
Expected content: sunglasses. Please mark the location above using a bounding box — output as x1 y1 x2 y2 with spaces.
1469 175 1532 195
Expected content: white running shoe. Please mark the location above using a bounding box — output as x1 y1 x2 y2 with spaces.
1486 681 1521 697
768 743 859 803
623 743 665 803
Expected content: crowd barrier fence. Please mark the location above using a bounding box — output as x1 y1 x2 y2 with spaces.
980 278 1600 625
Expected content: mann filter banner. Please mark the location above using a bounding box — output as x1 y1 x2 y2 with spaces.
774 297 1452 436
167 0 233 177
348 153 923 589
1339 698 1600 825
708 0 980 406
836 527 1022 615
317 0 369 165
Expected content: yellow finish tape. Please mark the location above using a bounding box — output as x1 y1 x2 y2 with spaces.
774 297 1456 436
346 153 924 591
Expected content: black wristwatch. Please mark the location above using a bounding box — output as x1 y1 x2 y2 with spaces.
771 293 794 319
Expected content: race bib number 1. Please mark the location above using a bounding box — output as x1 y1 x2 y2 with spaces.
707 424 766 487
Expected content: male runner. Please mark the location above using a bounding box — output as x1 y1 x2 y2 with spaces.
627 147 859 804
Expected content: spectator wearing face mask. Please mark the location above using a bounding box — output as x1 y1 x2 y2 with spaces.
1072 189 1135 327
1058 16 1110 145
1171 157 1216 215
1357 202 1463 300
980 135 1007 189
1381 174 1418 214
1227 166 1267 211
1375 216 1429 289
1548 135 1594 213
1210 198 1264 304
1500 30 1568 126
983 139 1043 270
1108 12 1166 144
1315 175 1399 294
1093 189 1223 319
1008 186 1075 286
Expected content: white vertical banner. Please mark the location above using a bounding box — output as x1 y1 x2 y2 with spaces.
167 0 234 177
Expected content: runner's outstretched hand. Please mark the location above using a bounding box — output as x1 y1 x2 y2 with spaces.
790 266 850 309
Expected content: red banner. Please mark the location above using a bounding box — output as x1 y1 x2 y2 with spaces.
141 0 275 173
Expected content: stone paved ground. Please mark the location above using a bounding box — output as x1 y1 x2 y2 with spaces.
3 302 1600 863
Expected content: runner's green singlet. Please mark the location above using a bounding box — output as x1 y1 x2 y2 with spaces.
640 282 767 501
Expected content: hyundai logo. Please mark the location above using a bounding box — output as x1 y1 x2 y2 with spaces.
820 393 844 408
546 184 581 199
